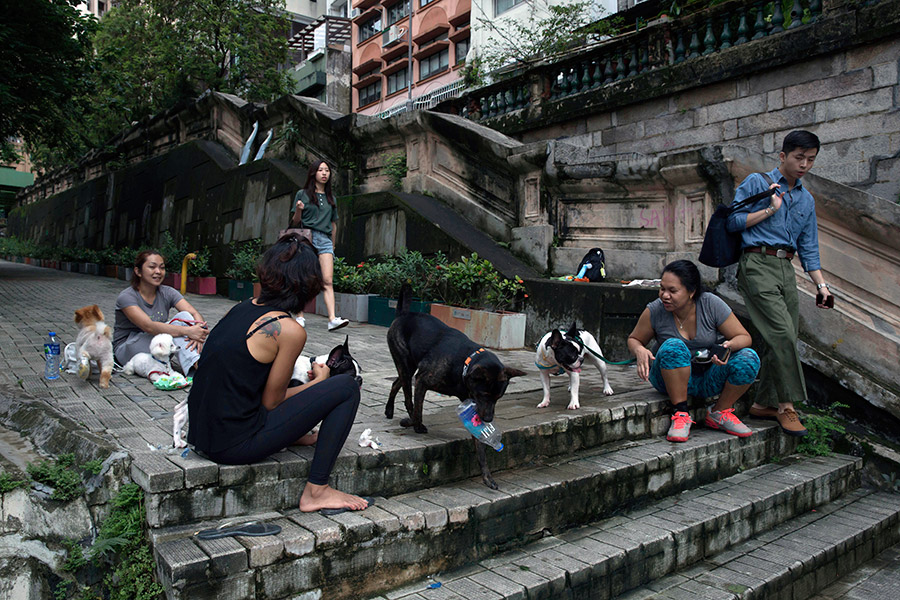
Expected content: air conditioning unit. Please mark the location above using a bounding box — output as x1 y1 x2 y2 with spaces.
383 25 404 47
350 8 361 18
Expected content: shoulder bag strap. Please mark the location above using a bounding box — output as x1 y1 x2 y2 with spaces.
729 172 778 212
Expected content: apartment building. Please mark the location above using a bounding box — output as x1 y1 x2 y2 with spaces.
352 0 471 115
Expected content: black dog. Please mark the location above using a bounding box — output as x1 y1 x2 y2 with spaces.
386 285 526 489
289 336 362 388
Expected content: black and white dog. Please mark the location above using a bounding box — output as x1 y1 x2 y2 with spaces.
535 322 614 410
290 336 362 388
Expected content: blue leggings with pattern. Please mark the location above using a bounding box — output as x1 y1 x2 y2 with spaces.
648 338 760 400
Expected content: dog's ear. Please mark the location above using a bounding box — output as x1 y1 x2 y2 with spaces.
549 330 564 348
566 321 579 337
342 335 350 353
74 307 86 324
326 343 345 368
503 367 527 379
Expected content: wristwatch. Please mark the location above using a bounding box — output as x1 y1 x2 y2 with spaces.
816 282 829 290
764 205 777 216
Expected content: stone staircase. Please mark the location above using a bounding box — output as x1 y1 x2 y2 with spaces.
145 383 900 600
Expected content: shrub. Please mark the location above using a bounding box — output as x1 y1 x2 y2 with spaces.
224 239 262 281
158 232 186 271
187 247 213 277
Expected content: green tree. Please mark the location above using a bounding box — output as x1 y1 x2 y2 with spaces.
472 0 619 74
0 0 96 164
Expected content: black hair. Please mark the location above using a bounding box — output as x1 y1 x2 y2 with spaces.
781 130 820 154
256 235 324 313
302 160 336 207
662 260 706 299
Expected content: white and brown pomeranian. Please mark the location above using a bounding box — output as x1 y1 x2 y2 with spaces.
73 305 115 389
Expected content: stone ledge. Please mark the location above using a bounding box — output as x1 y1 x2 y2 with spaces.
371 458 876 600
153 444 856 599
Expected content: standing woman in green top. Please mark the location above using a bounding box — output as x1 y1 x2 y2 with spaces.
290 160 350 331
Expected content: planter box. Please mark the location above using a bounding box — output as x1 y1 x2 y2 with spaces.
368 296 431 328
83 262 100 276
162 273 182 289
187 276 217 295
228 280 255 302
335 292 376 323
116 266 133 282
429 303 526 350
104 265 118 278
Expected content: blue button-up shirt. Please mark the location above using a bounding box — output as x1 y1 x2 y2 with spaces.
726 167 821 272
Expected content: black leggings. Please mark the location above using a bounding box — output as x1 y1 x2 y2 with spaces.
210 374 361 485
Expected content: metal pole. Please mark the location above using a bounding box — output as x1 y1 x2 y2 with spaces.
406 0 413 111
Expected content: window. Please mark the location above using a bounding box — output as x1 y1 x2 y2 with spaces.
387 2 410 25
387 67 409 95
420 0 436 6
419 48 448 80
455 37 469 64
359 81 381 106
419 31 448 50
359 16 382 42
495 0 525 16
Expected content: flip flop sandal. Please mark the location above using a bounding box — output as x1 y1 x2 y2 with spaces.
195 521 282 540
319 496 376 516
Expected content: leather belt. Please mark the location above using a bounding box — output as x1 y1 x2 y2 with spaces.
744 246 794 259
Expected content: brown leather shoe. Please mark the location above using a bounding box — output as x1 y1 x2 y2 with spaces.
749 405 778 420
776 408 808 437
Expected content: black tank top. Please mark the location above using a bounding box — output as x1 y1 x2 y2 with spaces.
187 300 290 454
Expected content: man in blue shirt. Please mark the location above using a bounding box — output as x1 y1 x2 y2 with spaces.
726 131 833 437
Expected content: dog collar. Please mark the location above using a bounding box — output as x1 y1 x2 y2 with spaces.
462 348 486 378
153 356 168 365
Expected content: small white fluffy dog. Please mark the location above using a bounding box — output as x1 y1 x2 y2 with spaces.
123 333 177 383
73 305 115 389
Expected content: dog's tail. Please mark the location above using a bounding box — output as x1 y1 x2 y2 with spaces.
396 283 413 318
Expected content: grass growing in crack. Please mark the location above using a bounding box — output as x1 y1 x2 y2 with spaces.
382 152 407 190
0 471 29 493
27 454 83 501
797 401 849 456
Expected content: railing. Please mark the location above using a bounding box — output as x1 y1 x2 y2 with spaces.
453 0 827 122
375 79 468 118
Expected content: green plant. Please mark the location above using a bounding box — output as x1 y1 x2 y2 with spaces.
27 454 84 501
0 471 29 493
272 119 305 162
224 239 262 281
797 401 849 456
98 247 118 265
158 231 186 270
436 253 525 312
333 257 372 295
116 247 138 268
81 459 104 476
63 539 88 572
187 247 213 277
382 152 407 190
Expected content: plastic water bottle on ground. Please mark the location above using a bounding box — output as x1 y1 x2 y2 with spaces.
44 332 61 380
456 401 503 451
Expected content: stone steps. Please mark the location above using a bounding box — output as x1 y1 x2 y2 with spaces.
151 428 843 600
135 390 751 528
365 456 875 600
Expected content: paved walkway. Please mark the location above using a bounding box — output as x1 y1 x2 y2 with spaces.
0 259 641 461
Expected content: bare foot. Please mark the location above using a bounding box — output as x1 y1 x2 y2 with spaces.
293 432 318 446
299 483 369 513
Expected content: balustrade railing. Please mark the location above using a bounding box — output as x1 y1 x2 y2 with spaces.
453 0 829 122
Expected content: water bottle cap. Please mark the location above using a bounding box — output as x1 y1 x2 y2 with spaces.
49 332 56 336
496 443 504 451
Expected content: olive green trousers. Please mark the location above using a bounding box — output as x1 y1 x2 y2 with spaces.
737 251 808 407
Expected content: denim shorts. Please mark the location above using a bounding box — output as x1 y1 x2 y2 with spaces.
310 230 334 255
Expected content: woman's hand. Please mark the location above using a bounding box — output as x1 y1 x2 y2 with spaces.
307 362 331 382
183 323 208 352
634 346 655 381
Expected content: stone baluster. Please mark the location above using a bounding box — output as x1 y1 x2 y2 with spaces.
603 55 615 83
674 32 686 63
551 69 563 99
702 19 717 55
809 0 822 21
771 0 785 33
788 0 804 29
752 2 768 40
563 67 574 96
496 90 506 114
616 52 626 80
734 8 750 45
460 103 469 119
506 89 516 113
591 60 602 88
522 84 531 108
720 14 733 49
514 86 524 110
487 94 496 118
627 46 639 77
688 28 701 59
581 61 592 90
640 43 650 72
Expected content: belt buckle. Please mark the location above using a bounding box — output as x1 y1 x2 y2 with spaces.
776 249 788 258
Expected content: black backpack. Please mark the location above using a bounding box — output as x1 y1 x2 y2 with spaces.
699 173 776 268
575 248 606 282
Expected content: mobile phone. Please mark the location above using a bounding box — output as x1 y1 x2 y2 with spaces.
712 345 731 362
816 293 835 308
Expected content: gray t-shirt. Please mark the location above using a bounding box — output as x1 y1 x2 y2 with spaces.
113 285 184 349
647 293 732 354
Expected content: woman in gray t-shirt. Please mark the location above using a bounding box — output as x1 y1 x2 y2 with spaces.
627 260 759 443
113 250 208 374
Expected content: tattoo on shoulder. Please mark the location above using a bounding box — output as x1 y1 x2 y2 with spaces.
255 318 282 339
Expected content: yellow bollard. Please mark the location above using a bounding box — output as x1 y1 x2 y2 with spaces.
181 253 197 295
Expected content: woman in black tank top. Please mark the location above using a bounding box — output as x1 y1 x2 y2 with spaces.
187 235 370 514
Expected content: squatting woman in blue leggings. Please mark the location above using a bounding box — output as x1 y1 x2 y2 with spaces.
627 260 760 442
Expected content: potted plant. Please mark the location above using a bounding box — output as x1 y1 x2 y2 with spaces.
116 247 137 282
99 247 119 277
329 257 377 322
428 253 527 349
224 239 261 302
366 251 439 327
186 247 216 295
159 232 186 288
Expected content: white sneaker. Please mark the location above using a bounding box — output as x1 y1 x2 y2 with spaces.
295 316 306 328
328 317 349 331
